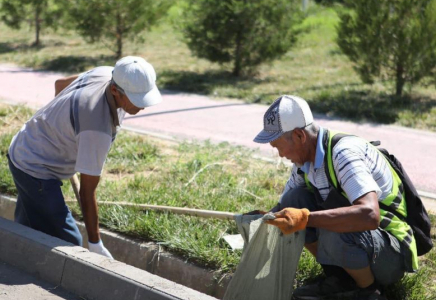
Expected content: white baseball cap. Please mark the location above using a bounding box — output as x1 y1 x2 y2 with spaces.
253 95 313 143
112 56 162 108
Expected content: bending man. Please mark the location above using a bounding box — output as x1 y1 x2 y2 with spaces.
8 56 162 258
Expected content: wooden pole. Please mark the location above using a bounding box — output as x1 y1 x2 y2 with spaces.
70 173 82 209
68 174 236 220
100 202 236 220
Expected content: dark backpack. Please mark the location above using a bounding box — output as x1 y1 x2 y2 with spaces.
375 146 433 256
325 132 433 256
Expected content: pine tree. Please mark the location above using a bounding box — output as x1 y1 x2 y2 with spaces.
0 0 63 46
67 0 172 59
337 0 436 96
179 0 304 76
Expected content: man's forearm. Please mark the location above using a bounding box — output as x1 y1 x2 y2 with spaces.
80 193 100 243
307 205 379 233
307 192 380 233
79 173 101 243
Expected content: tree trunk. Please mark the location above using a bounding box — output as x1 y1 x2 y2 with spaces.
34 4 41 46
115 12 123 59
233 30 243 77
395 63 405 97
116 35 123 59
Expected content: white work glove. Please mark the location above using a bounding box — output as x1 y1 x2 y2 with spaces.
88 240 114 259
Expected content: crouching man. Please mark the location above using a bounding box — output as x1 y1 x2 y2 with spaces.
253 95 417 300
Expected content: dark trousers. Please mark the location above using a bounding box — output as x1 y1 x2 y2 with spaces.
279 187 406 286
7 155 82 246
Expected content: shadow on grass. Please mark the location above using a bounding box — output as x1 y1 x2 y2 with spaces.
0 43 15 54
0 41 45 54
252 82 366 104
310 90 436 125
159 69 271 96
41 55 116 73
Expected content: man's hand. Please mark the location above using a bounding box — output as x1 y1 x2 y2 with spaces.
88 240 114 259
265 208 310 235
54 75 78 96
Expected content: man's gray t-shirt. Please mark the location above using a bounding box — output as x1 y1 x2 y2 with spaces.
9 66 125 180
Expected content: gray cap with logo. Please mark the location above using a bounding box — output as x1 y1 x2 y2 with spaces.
253 95 313 144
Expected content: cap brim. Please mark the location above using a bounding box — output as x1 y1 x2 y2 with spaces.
125 85 162 109
253 130 284 144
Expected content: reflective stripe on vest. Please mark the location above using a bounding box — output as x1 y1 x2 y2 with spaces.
324 130 418 270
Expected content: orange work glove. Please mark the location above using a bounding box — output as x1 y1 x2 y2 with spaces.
265 208 310 235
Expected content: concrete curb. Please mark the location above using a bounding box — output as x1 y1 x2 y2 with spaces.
78 226 230 298
0 194 229 299
0 216 217 300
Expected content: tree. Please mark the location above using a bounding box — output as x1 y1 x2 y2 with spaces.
314 0 345 5
337 0 436 96
179 0 304 76
0 0 63 46
67 0 172 59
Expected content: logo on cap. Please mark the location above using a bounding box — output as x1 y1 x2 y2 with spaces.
266 107 278 125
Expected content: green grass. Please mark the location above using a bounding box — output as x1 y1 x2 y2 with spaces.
86 137 289 272
0 105 34 195
0 3 435 130
384 214 436 300
0 103 435 299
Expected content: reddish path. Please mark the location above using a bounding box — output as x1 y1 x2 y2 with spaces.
1 64 435 195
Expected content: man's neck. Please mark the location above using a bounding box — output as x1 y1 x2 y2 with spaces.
307 125 320 164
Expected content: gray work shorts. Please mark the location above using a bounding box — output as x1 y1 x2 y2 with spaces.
279 187 406 286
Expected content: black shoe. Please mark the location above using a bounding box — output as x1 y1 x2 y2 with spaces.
292 276 358 300
354 286 386 300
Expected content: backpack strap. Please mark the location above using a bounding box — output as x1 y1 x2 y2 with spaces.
370 148 408 222
323 130 353 194
297 168 314 193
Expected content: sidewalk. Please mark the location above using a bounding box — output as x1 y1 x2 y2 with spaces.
0 216 217 300
0 261 81 300
1 63 435 195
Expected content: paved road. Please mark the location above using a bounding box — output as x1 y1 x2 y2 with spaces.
1 64 435 194
0 261 81 300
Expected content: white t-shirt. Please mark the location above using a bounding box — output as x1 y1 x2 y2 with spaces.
9 66 125 179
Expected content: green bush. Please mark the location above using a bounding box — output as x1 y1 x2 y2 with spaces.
179 0 305 76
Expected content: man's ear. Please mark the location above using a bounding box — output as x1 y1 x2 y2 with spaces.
294 128 307 144
110 84 118 95
110 84 124 108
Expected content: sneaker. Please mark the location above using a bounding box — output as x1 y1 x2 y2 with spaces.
292 276 359 300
